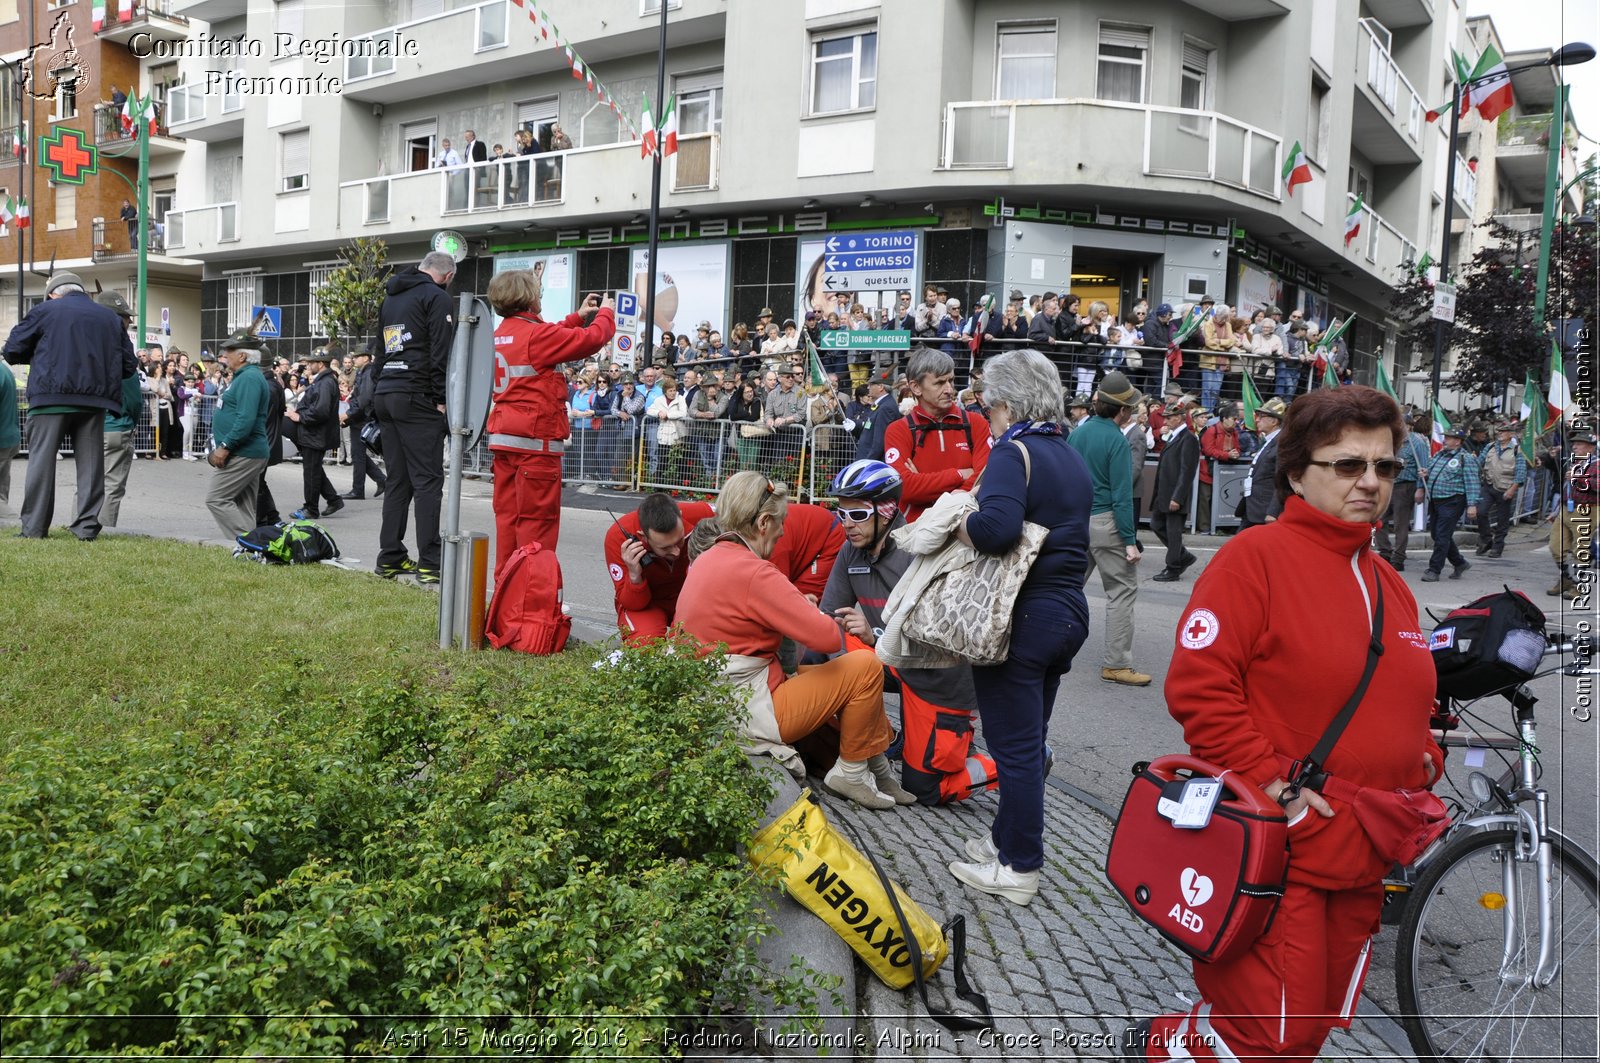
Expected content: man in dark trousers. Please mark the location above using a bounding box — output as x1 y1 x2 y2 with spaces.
284 347 344 520
256 359 287 527
3 271 137 539
374 251 457 585
1150 402 1203 582
1240 396 1287 529
853 370 899 461
341 342 386 500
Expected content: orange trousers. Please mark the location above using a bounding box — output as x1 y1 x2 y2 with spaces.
773 648 891 762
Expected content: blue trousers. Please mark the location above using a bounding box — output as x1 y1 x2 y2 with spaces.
1427 494 1468 574
970 592 1088 873
1200 369 1223 412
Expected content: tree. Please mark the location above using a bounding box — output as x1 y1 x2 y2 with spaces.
316 237 389 347
1387 269 1435 376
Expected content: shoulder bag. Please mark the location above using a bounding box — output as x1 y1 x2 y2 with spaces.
1106 579 1408 964
902 440 1048 665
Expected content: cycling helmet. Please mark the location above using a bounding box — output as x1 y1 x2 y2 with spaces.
831 460 902 503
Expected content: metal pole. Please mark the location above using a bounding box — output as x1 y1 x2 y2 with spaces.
12 61 21 325
1531 84 1569 333
1429 80 1464 407
640 0 668 366
438 291 475 649
136 92 150 351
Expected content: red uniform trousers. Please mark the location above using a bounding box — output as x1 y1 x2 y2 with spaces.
1143 881 1382 1062
492 449 563 575
616 604 673 646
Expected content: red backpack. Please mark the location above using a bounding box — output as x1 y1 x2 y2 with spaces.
485 542 572 655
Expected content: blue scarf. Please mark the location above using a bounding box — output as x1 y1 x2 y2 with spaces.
999 419 1062 444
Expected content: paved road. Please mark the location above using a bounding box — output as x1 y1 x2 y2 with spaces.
7 455 1597 1059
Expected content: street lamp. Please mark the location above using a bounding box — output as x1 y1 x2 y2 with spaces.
1428 41 1595 407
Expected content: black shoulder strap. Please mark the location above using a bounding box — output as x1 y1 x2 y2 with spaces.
905 412 974 456
1287 575 1385 797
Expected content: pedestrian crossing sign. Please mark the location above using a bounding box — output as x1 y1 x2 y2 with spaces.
250 305 283 338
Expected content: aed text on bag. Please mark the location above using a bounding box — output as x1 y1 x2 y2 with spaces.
805 861 914 967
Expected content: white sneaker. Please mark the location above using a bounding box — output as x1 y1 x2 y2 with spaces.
949 858 1039 906
964 833 999 863
823 760 895 810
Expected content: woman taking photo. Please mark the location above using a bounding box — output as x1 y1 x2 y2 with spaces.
675 471 906 808
725 379 765 469
1128 386 1443 1062
947 349 1094 906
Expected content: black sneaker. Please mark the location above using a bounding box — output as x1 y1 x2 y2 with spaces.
377 559 417 580
415 567 441 587
1451 560 1472 580
323 498 345 517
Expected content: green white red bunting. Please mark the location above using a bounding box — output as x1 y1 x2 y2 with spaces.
1281 141 1311 197
1343 196 1363 246
513 3 633 137
640 95 677 160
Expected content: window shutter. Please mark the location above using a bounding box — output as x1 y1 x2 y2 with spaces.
1183 42 1210 72
1099 24 1149 50
675 69 722 95
282 129 310 178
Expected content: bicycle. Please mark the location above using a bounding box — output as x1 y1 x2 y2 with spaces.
1384 623 1599 1062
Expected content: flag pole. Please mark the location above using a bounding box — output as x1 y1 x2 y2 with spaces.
10 59 21 325
640 0 668 369
136 92 150 353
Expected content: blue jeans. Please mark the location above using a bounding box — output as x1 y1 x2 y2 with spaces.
1274 364 1301 399
1200 369 1223 412
1427 494 1468 574
970 592 1089 873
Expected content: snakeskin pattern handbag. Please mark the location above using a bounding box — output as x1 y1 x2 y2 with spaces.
904 441 1048 665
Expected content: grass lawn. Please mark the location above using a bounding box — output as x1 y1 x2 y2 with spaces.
0 534 463 739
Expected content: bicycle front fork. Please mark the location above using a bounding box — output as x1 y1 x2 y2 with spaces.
1499 794 1561 989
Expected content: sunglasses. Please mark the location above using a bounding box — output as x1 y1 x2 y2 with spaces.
835 505 876 524
1306 458 1404 480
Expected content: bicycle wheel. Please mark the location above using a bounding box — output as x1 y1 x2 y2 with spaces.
1396 828 1600 1062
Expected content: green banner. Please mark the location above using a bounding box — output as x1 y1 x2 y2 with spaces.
818 330 912 350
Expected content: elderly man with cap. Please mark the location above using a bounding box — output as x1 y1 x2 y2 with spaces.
1474 419 1526 558
1067 370 1152 686
339 342 386 501
3 271 137 539
284 347 344 520
204 329 272 541
1150 402 1203 582
95 292 145 528
1065 392 1093 433
1549 428 1597 598
1419 424 1480 582
1196 401 1242 533
1240 397 1289 529
854 368 899 462
1374 408 1432 571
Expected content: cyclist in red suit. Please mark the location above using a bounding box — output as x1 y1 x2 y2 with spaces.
765 502 845 599
882 348 990 522
604 493 717 645
486 272 615 574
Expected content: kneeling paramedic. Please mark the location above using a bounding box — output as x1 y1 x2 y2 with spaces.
819 460 998 804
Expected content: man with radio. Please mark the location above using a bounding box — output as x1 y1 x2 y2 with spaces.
604 492 717 645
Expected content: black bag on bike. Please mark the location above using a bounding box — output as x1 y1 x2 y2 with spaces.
1430 589 1546 700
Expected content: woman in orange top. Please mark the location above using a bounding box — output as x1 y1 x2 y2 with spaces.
675 471 908 809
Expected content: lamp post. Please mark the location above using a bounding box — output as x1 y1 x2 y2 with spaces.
1428 41 1595 407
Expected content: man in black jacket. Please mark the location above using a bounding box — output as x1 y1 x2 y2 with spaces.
286 348 344 520
3 271 137 539
341 343 386 500
1150 402 1202 582
374 251 457 584
1240 396 1287 528
255 358 287 527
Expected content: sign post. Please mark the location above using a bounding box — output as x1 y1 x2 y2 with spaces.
819 330 911 351
439 292 496 650
1431 282 1456 324
819 230 918 291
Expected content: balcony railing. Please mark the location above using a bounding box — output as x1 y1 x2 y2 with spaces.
1454 152 1477 210
347 152 569 226
344 0 505 84
941 98 1282 199
163 202 239 251
92 102 177 145
166 84 204 126
1498 112 1555 149
1356 19 1423 143
1346 192 1417 273
669 132 719 192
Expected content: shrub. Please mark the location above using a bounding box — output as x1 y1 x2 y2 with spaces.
0 642 806 1057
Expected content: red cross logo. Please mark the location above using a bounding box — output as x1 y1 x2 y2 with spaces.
39 126 97 185
1180 609 1220 650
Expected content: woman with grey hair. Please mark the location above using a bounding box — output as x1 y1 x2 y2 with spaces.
948 348 1093 905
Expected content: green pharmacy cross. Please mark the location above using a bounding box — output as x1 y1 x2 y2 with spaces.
39 126 98 185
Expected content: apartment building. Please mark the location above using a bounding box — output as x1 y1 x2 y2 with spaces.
110 0 1573 383
0 0 204 343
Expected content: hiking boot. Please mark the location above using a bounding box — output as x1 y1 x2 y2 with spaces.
1390 559 1406 572
868 754 917 806
1548 575 1577 597
949 858 1039 906
1102 667 1153 687
823 759 895 810
964 833 1000 864
1475 542 1491 556
377 558 418 580
1487 546 1503 558
1565 582 1585 601
322 498 345 517
1451 560 1472 580
1420 570 1441 582
415 566 441 587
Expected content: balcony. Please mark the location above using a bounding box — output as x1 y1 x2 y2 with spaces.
91 103 187 160
1345 193 1418 285
1361 0 1435 29
1453 152 1478 213
940 99 1281 200
1175 1 1290 18
163 202 240 254
165 82 244 143
1496 112 1561 201
95 1 190 47
173 0 245 20
1353 19 1424 163
340 1 543 105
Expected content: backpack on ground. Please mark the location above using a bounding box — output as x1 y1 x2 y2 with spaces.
485 541 572 655
1430 588 1547 700
236 519 341 565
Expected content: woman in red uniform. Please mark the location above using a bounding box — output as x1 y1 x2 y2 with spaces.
485 271 614 574
1128 386 1444 1062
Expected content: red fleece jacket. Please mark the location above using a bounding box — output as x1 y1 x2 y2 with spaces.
1165 494 1444 890
882 405 991 521
765 503 845 597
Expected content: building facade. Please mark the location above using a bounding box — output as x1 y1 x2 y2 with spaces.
103 0 1574 382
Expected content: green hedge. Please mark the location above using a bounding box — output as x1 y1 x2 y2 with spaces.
0 643 807 1057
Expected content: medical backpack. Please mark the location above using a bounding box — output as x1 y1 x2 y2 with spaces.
485 541 572 655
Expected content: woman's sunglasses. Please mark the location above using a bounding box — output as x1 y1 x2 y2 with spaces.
1306 458 1403 480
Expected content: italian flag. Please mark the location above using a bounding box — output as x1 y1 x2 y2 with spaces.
1545 337 1574 431
1431 400 1451 452
660 94 678 157
1520 372 1543 463
92 0 106 32
1344 196 1364 246
0 197 13 225
1282 141 1312 197
15 196 29 229
640 97 657 159
1465 44 1514 122
117 0 133 21
121 87 137 135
